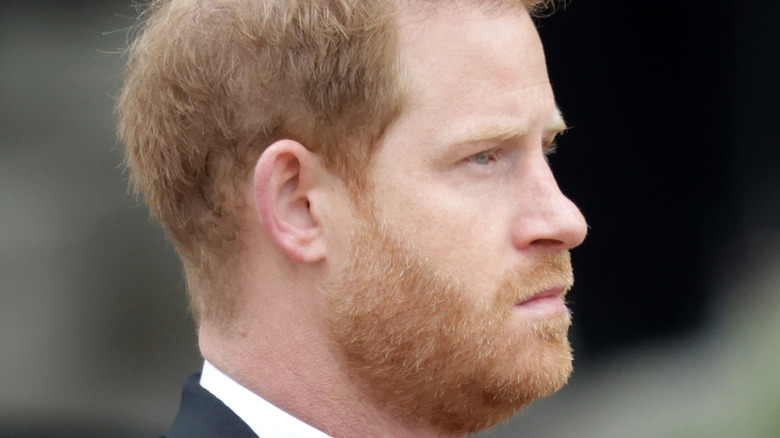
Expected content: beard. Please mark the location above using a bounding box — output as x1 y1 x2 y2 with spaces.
324 211 576 434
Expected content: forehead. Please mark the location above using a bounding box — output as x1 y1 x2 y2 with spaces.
398 4 547 88
379 3 558 152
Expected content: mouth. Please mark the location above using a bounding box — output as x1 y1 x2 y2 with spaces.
514 286 569 314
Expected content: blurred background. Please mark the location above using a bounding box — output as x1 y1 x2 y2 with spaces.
1 1 777 437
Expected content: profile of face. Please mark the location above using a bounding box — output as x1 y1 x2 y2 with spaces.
324 3 588 435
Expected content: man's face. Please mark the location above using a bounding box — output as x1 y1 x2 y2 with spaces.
325 3 587 434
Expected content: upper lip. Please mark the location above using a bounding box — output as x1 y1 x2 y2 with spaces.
515 286 567 306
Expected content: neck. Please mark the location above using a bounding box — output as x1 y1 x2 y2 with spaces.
198 313 463 438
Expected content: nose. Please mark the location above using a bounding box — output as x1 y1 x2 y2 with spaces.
511 158 588 251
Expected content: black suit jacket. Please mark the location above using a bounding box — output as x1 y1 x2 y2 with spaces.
163 373 259 438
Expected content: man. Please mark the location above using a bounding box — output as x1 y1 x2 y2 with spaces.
117 0 587 436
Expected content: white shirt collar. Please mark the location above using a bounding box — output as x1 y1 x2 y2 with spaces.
199 361 334 438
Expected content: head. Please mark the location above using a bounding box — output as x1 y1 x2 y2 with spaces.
118 0 585 435
118 0 406 323
118 0 554 325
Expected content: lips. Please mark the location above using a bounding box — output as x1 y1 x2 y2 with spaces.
515 286 569 313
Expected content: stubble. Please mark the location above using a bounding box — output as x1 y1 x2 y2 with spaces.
325 213 575 434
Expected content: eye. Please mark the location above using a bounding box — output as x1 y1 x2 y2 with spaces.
469 149 496 165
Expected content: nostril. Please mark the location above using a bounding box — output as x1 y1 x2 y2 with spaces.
530 237 566 248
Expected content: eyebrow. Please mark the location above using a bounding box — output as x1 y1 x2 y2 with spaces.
438 106 569 147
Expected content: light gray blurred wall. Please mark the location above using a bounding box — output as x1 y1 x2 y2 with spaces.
1 3 201 436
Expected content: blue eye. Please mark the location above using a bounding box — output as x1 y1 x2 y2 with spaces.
471 150 493 165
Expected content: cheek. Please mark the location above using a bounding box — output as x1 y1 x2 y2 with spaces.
373 167 515 264
431 195 510 247
383 196 507 276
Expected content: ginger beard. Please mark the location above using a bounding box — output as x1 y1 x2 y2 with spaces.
325 207 576 434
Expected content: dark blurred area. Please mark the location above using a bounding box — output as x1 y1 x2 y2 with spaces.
540 0 780 358
1 1 778 437
542 2 741 357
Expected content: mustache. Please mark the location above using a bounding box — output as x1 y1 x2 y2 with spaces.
497 251 574 306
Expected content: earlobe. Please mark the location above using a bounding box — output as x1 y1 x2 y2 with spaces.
253 140 326 263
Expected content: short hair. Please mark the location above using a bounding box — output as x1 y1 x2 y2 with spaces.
117 0 552 325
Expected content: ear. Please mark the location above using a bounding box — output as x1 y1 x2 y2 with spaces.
253 140 327 263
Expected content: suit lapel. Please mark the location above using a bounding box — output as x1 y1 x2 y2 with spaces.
165 373 259 438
